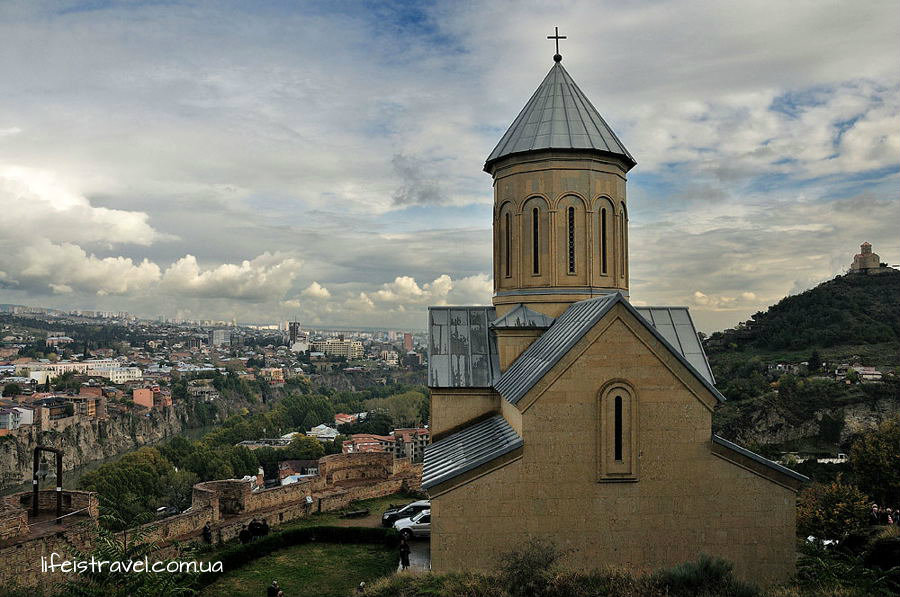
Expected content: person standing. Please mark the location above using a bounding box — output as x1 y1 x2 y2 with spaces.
399 538 411 571
202 521 212 544
238 524 251 545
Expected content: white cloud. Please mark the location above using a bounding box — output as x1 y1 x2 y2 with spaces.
301 281 331 299
160 252 302 301
8 239 161 295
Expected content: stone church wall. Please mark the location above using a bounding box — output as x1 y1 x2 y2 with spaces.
430 310 797 587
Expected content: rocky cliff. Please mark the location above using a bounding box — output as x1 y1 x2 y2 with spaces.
0 406 189 490
715 396 900 449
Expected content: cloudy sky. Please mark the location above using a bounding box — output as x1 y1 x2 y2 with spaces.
0 0 897 331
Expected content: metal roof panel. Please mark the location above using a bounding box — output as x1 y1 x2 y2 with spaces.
422 415 523 490
428 306 500 388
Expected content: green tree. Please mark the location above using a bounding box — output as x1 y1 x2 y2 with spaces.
797 482 871 541
286 435 325 460
54 517 199 597
301 411 320 432
364 390 427 427
808 350 823 373
79 447 178 529
2 383 21 396
850 418 900 503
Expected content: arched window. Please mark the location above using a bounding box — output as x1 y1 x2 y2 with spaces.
614 395 623 461
620 203 628 279
598 382 637 481
567 206 576 274
600 208 608 275
504 212 511 278
532 207 540 275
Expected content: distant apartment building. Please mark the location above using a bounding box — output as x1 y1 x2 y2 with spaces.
392 428 430 462
19 359 119 381
403 333 413 352
258 367 285 384
288 321 302 344
208 329 231 347
310 339 364 359
380 350 399 366
187 336 203 350
45 335 75 348
187 384 220 402
0 407 22 433
12 406 34 426
87 365 142 384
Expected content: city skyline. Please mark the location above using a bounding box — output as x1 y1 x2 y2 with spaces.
0 1 898 332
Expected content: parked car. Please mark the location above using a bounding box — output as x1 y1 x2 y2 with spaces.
394 508 430 539
155 506 179 518
381 499 430 527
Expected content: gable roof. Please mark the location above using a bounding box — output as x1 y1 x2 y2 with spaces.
494 293 724 406
422 415 523 490
484 62 636 172
428 306 500 388
490 304 555 329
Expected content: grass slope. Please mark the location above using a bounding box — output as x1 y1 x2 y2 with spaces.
200 542 395 597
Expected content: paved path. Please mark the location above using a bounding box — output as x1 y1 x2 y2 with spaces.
334 505 432 572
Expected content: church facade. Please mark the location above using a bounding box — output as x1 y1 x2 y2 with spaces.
422 56 806 586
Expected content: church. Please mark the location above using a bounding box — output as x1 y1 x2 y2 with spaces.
421 46 807 586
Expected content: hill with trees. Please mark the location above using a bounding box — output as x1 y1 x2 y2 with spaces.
706 271 900 455
706 269 900 354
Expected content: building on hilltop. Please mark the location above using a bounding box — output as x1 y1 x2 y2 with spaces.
422 47 806 587
850 241 895 274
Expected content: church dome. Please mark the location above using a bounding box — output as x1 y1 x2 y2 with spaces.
484 62 636 172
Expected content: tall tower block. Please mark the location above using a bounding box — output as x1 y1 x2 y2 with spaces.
485 58 636 319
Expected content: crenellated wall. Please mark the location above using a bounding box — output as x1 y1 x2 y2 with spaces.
0 452 422 592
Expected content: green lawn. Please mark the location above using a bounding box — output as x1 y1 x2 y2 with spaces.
200 542 396 597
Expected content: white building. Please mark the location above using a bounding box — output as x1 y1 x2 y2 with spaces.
306 424 339 442
310 339 364 359
87 366 143 384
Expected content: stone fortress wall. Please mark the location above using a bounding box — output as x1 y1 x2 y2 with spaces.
0 452 422 592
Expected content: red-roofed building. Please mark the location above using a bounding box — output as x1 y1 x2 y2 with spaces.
342 434 394 454
334 413 358 426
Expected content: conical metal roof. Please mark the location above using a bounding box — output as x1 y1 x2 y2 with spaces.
484 62 636 171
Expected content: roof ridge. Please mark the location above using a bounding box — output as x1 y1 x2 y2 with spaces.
494 294 725 406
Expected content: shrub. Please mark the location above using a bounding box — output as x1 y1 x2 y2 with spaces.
647 555 759 597
797 482 871 542
498 538 562 597
795 541 900 597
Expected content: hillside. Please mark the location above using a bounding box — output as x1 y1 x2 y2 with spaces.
706 270 900 453
706 269 900 354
